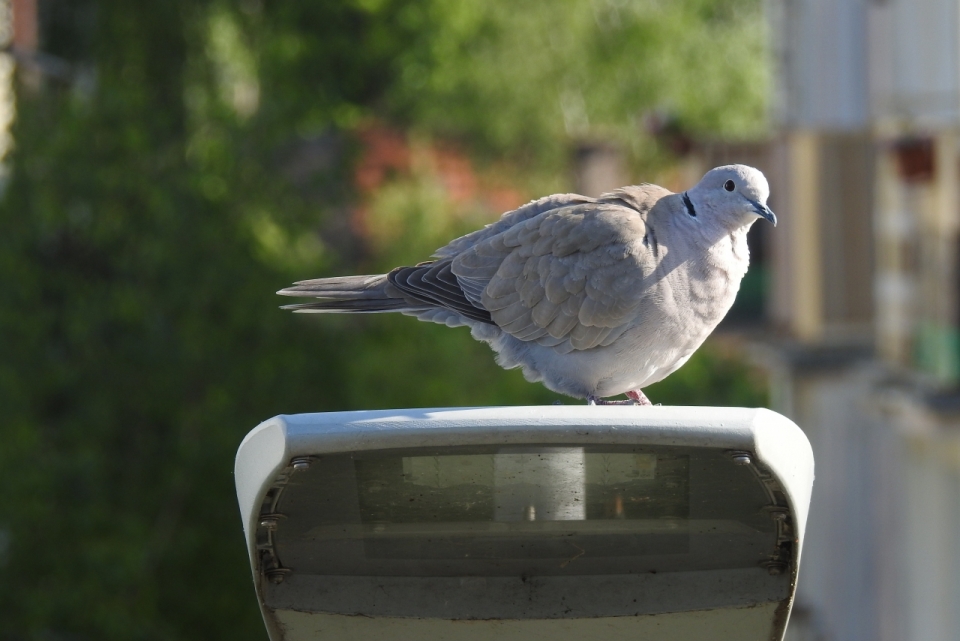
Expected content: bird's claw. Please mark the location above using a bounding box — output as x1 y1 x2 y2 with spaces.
587 395 641 406
586 389 653 406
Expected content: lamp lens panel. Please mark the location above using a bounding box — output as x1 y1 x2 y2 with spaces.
275 446 775 577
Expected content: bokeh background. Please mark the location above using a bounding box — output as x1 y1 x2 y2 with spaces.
0 1 771 638
3 0 957 640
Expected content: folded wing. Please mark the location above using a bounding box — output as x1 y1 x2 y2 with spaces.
452 200 659 352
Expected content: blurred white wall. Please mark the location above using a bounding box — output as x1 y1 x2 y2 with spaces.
765 1 960 640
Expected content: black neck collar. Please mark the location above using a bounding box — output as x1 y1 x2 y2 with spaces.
682 192 697 218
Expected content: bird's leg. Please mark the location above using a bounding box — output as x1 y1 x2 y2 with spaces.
625 389 653 406
587 392 650 406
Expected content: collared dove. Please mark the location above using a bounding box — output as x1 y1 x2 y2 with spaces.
278 164 776 405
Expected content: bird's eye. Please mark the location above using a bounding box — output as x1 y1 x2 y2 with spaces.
723 180 735 192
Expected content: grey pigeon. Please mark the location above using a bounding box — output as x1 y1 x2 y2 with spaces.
278 164 776 405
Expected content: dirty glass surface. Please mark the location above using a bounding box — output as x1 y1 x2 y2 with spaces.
275 445 776 577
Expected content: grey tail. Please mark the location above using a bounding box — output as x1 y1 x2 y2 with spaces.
277 274 410 314
278 263 495 324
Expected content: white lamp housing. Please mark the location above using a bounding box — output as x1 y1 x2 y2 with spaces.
235 406 813 641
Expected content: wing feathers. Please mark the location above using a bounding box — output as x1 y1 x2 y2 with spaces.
388 262 494 324
459 200 656 350
281 184 666 352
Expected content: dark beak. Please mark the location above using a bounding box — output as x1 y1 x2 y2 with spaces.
750 200 777 226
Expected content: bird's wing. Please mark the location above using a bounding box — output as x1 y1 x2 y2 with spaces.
434 193 594 259
386 260 494 324
452 193 667 352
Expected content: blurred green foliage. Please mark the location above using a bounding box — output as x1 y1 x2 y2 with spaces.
0 0 767 638
388 0 769 169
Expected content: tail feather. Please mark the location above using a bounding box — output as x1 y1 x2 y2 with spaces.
277 269 492 325
278 273 423 314
277 274 389 299
281 299 414 313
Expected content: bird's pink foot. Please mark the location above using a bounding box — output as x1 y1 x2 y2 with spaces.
625 389 653 406
587 390 652 406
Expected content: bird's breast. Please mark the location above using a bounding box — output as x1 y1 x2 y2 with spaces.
665 231 750 330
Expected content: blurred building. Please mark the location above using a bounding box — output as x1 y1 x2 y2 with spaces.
729 1 960 639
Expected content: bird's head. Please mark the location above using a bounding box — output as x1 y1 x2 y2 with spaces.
682 164 776 229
